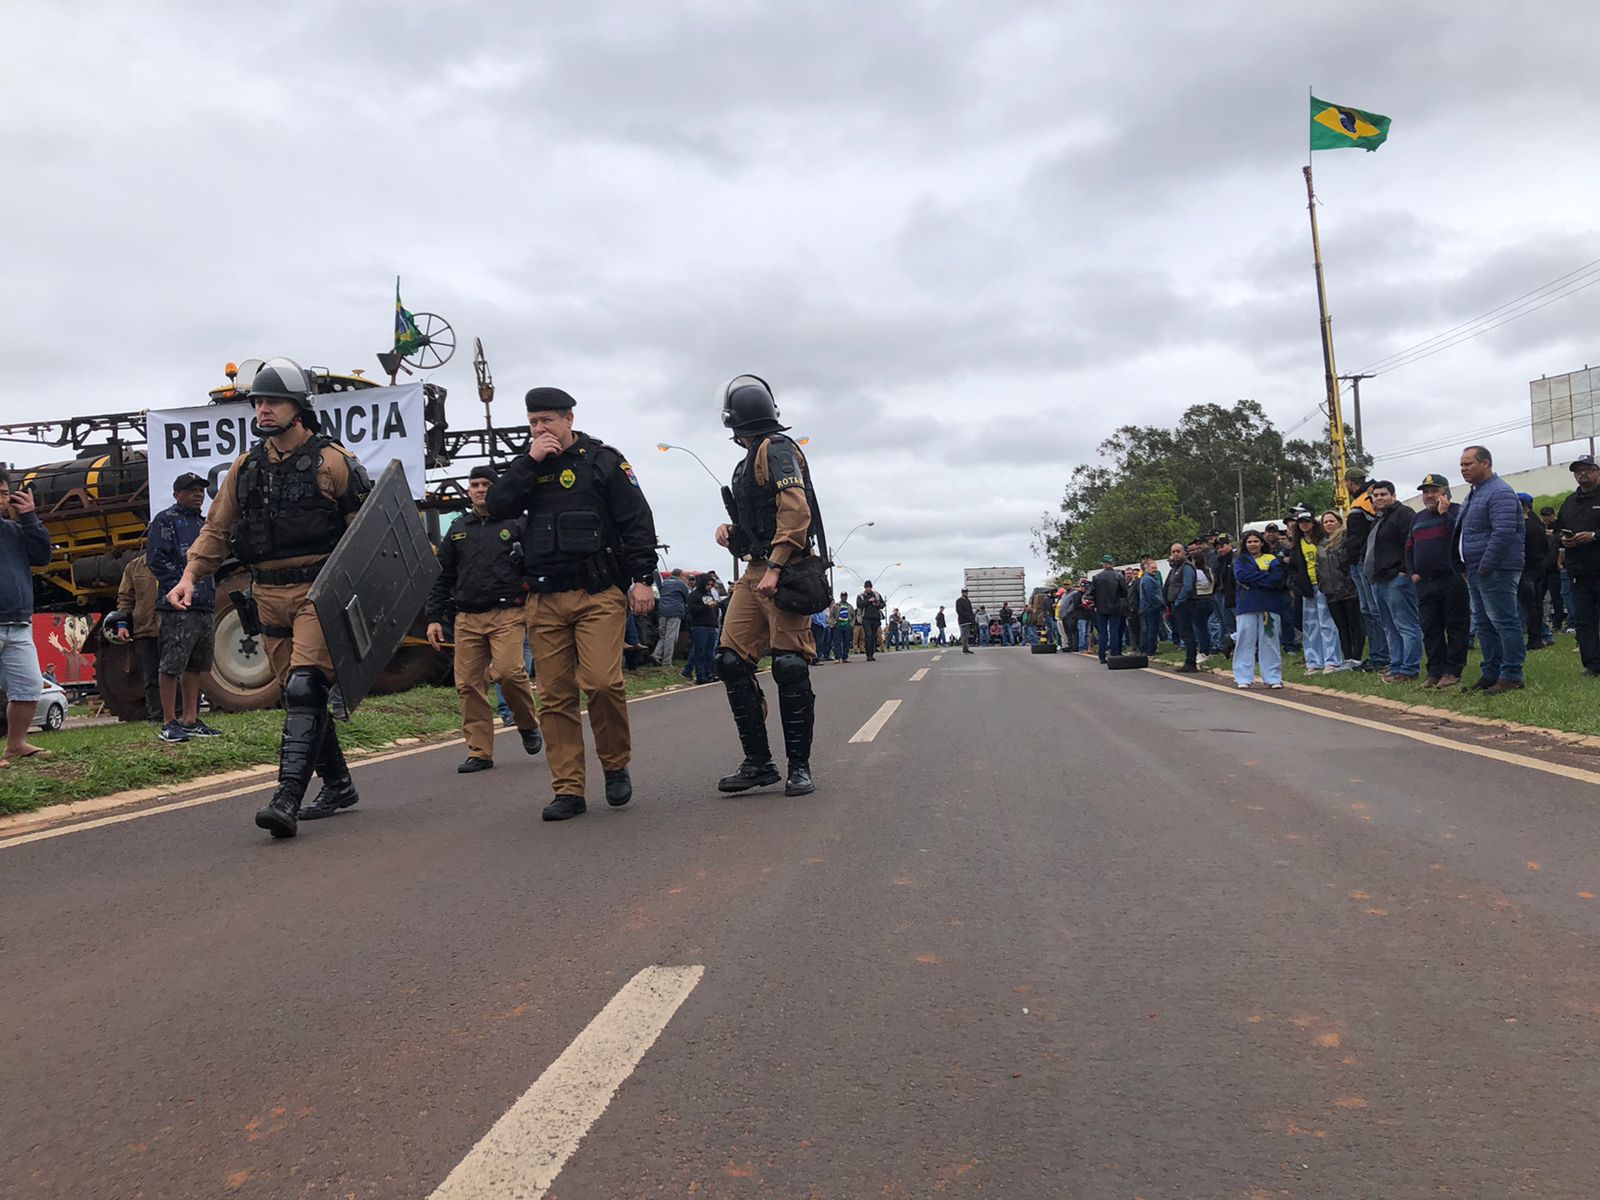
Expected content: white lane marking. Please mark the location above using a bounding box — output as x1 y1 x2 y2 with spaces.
849 699 902 743
1159 670 1600 787
932 654 944 662
0 681 714 849
429 965 703 1200
910 668 929 682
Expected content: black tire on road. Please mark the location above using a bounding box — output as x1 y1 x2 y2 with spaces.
1030 643 1058 655
1106 654 1149 670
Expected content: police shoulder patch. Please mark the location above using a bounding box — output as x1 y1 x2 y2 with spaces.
765 440 803 491
620 461 640 487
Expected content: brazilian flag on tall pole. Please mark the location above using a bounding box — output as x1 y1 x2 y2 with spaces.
1310 95 1391 153
394 277 423 356
1304 92 1391 509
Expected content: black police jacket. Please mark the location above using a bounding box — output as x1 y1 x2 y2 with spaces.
485 433 659 589
426 509 529 619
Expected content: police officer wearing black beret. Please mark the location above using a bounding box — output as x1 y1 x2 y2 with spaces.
426 464 544 774
486 387 659 821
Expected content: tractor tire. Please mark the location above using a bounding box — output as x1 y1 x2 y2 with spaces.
203 570 282 712
1030 643 1058 655
371 644 448 696
91 637 152 722
1106 654 1149 670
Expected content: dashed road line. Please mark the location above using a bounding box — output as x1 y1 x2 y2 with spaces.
910 668 929 682
429 965 703 1199
849 699 902 743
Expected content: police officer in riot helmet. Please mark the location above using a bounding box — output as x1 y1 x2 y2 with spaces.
714 374 820 797
486 387 659 821
168 357 372 838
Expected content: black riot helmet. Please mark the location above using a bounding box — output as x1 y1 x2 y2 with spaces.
719 374 788 437
247 357 320 432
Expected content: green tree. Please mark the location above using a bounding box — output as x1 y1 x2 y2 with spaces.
1034 400 1369 579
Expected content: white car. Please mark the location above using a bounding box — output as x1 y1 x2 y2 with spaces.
0 680 69 732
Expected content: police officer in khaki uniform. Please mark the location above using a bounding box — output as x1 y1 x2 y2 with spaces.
168 358 370 838
486 387 659 821
713 375 820 797
425 463 543 773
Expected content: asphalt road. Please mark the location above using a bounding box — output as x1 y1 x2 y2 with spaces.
5 645 1600 1198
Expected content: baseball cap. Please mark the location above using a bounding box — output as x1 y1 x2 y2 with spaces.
1100 554 1114 563
1516 491 1534 504
1418 473 1450 489
172 472 207 492
468 464 499 483
1264 523 1280 532
1571 453 1599 471
1540 506 1556 516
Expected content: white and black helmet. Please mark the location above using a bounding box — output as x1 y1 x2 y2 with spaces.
247 357 319 431
718 374 787 436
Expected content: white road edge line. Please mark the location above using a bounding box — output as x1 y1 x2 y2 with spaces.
910 668 929 682
849 699 902 743
1160 669 1600 788
0 681 711 850
429 965 703 1200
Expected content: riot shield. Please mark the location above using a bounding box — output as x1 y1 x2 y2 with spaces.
309 459 439 717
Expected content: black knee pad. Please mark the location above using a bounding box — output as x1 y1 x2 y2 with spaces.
771 652 810 687
284 667 329 710
716 647 755 683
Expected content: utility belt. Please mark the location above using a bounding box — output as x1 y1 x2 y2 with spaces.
454 595 528 614
526 550 623 596
249 559 327 586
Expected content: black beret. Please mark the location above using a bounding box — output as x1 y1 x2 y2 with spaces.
469 464 499 483
524 386 576 412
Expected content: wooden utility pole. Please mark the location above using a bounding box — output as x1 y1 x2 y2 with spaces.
1304 164 1351 510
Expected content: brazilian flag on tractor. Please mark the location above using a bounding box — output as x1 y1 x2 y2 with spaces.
1310 96 1391 152
394 277 424 354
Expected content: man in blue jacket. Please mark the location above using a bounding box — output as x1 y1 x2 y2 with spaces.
1453 445 1527 693
650 567 690 666
1137 555 1164 655
1165 542 1200 672
0 475 54 767
147 473 222 742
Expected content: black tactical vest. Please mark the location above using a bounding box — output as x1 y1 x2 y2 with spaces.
731 434 818 560
231 435 345 564
521 439 613 576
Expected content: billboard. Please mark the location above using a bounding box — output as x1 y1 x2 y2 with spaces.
1530 368 1600 450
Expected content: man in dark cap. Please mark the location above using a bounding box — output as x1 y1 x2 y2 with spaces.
147 471 222 742
713 374 824 797
1555 453 1600 675
426 464 543 774
1090 553 1128 663
486 387 659 820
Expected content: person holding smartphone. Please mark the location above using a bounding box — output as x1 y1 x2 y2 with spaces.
1555 453 1600 676
0 477 54 767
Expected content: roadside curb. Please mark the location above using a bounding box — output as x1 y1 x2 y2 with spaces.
1146 657 1600 749
0 677 706 841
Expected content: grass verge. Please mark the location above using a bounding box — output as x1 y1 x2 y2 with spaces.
0 666 692 817
1149 632 1600 737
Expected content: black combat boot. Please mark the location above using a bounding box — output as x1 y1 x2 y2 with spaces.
773 652 816 797
717 651 780 793
604 767 633 807
255 669 330 839
300 723 359 820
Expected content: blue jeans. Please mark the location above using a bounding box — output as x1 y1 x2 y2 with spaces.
1139 609 1160 654
1466 568 1525 683
1094 614 1125 660
1352 571 1388 669
834 627 851 660
979 623 992 645
1298 590 1341 671
814 625 832 659
685 625 718 680
1172 600 1201 663
1232 610 1282 685
1373 574 1423 677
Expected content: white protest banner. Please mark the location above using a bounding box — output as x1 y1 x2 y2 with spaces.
145 383 427 503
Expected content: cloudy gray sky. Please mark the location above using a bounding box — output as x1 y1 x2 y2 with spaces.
7 1 1598 620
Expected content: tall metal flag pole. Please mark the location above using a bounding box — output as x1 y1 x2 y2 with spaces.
1303 161 1352 511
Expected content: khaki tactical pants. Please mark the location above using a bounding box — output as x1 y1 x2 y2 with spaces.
718 566 816 666
255 581 334 684
453 606 540 761
526 587 629 797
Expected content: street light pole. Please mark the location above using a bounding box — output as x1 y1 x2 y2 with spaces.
831 520 874 591
658 442 735 579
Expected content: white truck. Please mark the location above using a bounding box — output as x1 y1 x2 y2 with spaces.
962 567 1027 619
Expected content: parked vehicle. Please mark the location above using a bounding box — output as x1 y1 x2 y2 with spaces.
0 680 70 733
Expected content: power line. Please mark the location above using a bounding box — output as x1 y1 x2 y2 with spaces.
1355 256 1600 377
